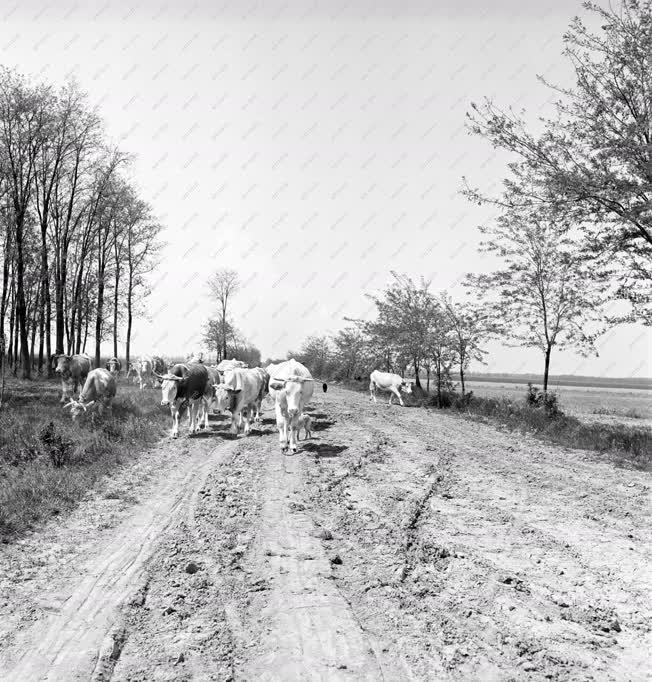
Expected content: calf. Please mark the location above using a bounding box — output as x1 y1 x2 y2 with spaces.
65 368 116 421
53 353 93 404
156 363 212 438
297 413 313 440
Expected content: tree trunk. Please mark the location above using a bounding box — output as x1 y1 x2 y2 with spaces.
113 266 119 358
95 276 105 368
126 271 133 366
39 219 52 372
460 365 466 396
543 345 552 393
436 360 442 408
413 357 422 389
14 214 32 379
426 366 430 394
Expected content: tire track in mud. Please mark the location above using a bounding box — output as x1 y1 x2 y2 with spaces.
302 388 652 681
0 436 234 682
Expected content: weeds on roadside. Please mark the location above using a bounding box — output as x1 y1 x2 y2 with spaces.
0 378 168 542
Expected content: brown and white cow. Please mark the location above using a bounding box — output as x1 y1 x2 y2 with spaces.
156 363 213 438
53 353 93 404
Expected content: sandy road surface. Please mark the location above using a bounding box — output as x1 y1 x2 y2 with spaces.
0 387 650 681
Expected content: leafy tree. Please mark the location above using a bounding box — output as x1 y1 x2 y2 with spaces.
366 272 434 388
442 295 493 395
464 0 652 324
332 326 367 379
466 205 609 391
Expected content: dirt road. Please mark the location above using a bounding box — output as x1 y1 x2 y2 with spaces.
1 386 650 680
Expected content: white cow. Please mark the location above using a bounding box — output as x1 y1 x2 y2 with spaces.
212 367 265 436
266 359 314 453
369 370 413 406
134 356 153 389
65 368 116 421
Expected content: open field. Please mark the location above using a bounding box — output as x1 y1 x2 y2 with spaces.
465 381 652 428
0 385 650 680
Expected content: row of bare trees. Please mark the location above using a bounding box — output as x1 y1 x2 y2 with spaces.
0 68 162 380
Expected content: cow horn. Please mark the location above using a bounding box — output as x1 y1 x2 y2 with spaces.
152 371 164 380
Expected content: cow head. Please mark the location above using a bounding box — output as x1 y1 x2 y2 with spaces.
284 377 313 418
54 355 72 375
156 373 182 406
106 358 120 374
212 385 232 413
64 398 93 421
401 381 413 394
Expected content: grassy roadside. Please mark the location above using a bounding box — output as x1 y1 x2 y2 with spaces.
339 379 651 471
0 377 168 542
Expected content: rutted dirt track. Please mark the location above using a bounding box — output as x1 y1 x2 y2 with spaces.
1 386 650 681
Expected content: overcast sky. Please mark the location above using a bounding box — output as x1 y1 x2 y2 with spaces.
3 0 650 377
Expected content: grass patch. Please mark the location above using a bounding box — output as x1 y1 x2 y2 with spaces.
440 391 650 471
0 377 168 542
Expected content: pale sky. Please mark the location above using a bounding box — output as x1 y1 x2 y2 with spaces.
3 0 650 377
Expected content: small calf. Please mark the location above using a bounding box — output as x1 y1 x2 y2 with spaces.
297 413 313 440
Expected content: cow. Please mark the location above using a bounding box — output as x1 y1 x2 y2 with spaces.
105 357 122 376
53 353 93 404
126 361 139 384
65 368 116 421
297 413 313 440
266 359 314 453
215 357 248 374
322 382 328 393
135 356 154 389
369 370 413 406
212 367 266 436
155 363 213 438
187 350 204 363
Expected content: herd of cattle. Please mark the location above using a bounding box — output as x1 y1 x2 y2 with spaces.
50 353 414 452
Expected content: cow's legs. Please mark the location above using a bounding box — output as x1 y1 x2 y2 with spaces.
188 401 199 434
170 404 180 438
243 408 252 435
369 381 377 403
275 401 288 451
288 411 300 453
201 398 210 429
390 387 404 406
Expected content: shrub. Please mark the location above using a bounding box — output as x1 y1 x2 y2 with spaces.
525 383 563 418
39 421 74 468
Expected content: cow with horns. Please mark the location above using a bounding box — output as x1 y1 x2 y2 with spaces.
155 363 213 438
65 368 117 421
